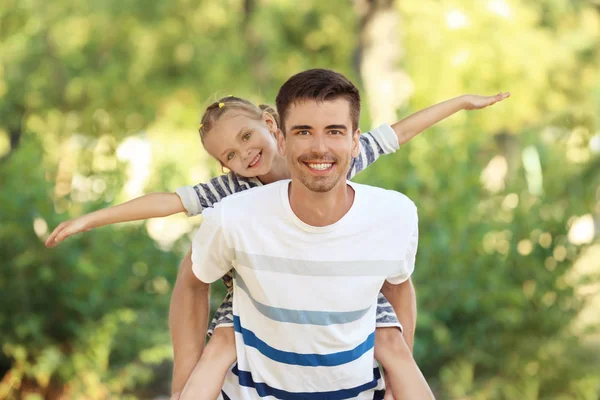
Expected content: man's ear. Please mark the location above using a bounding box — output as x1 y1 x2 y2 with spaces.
351 128 361 158
277 129 286 157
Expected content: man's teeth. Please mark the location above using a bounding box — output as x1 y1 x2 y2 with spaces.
249 153 261 167
308 163 333 171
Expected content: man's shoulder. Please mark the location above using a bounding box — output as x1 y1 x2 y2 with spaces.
353 182 416 211
220 179 286 213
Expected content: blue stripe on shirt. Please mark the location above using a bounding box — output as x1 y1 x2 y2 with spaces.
233 315 375 367
230 364 382 400
215 175 231 198
362 134 376 164
236 273 372 325
194 184 216 207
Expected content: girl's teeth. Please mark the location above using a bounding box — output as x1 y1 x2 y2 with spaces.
249 153 261 167
309 163 333 171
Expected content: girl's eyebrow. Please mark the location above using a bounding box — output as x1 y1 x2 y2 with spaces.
235 126 247 140
220 147 233 159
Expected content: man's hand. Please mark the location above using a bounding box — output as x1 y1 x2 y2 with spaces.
463 92 510 110
45 215 94 247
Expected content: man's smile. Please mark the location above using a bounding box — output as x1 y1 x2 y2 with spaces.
304 162 334 173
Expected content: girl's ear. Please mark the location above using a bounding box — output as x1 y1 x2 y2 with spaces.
263 111 278 134
220 161 230 174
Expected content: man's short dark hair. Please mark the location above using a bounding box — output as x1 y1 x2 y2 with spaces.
275 69 361 135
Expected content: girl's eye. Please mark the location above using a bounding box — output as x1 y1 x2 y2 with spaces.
227 152 235 161
242 132 252 141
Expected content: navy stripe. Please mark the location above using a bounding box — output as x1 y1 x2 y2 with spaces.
233 315 375 367
210 177 227 200
365 131 385 155
232 364 382 400
221 390 231 400
348 155 362 179
216 175 232 197
362 134 376 164
195 183 217 207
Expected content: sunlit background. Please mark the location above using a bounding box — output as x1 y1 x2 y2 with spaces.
1 0 599 398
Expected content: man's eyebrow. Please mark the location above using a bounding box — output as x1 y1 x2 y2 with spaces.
325 124 348 130
289 125 313 131
289 124 348 131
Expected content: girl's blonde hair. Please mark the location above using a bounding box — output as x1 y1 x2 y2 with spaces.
198 96 279 144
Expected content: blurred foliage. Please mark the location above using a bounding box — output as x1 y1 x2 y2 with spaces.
1 0 600 398
0 137 180 398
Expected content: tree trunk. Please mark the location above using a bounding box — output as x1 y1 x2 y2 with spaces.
355 0 413 127
243 0 269 87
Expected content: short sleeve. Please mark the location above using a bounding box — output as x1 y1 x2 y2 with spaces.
176 173 261 216
386 211 418 285
347 124 400 180
191 203 235 283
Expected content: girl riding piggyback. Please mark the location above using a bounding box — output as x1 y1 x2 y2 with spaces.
46 88 509 399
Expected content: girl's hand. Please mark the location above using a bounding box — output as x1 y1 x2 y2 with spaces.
464 92 510 110
45 215 94 247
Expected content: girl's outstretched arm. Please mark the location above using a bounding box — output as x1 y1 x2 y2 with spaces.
46 170 260 247
45 192 185 247
392 93 510 145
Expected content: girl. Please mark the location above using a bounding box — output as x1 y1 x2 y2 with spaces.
46 92 509 399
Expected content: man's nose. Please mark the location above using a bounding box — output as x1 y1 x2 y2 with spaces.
310 133 327 153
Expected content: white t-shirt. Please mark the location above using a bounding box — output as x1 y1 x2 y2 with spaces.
192 180 418 399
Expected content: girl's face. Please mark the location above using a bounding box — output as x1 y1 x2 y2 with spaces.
203 112 279 178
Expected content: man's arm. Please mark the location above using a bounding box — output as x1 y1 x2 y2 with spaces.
381 278 417 351
170 248 210 398
391 93 510 145
170 203 233 397
384 205 420 350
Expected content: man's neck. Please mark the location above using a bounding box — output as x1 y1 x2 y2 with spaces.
288 180 355 227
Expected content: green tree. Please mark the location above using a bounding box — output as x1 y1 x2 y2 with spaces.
1 0 599 398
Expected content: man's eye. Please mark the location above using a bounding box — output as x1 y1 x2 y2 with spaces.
227 152 235 161
329 130 343 135
297 130 310 136
242 132 252 141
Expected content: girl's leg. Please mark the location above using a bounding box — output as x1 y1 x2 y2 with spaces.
374 327 435 400
181 285 236 400
180 326 236 400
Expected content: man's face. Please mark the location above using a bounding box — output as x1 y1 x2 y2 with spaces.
278 98 360 193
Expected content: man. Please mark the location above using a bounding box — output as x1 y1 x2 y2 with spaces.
172 69 431 398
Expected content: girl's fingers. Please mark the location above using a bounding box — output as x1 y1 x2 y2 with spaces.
55 228 73 244
45 224 64 247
